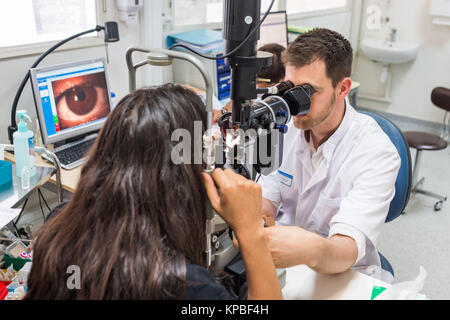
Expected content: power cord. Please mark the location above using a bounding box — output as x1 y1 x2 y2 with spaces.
12 189 52 239
38 188 51 211
37 189 46 220
12 197 29 239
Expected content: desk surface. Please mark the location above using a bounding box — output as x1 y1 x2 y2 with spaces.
283 265 390 300
0 164 54 209
5 152 81 193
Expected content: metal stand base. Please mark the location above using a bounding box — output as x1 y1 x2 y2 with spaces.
411 150 447 212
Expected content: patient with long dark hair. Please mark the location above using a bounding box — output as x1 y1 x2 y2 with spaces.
25 84 281 300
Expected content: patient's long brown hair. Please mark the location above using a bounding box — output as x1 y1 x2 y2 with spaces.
25 84 208 299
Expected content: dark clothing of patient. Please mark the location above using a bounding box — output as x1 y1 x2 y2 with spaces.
186 261 236 300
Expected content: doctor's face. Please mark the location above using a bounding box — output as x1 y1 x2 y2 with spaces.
285 60 339 131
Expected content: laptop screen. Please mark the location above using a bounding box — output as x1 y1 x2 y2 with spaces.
30 58 112 145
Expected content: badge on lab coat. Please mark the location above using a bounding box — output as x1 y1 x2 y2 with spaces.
277 170 293 187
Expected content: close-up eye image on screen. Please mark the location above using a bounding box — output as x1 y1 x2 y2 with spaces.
51 72 110 130
29 58 113 170
30 58 112 144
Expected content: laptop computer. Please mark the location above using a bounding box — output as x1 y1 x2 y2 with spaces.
30 58 113 170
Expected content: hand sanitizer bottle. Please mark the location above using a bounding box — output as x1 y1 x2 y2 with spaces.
13 110 36 178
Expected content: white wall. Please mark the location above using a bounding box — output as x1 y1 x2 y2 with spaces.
0 2 148 144
353 0 450 124
289 10 354 41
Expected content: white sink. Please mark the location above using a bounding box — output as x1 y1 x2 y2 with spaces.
361 38 420 64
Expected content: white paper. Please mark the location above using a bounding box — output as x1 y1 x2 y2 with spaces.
0 206 21 230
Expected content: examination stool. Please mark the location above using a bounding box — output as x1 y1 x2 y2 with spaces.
403 87 449 211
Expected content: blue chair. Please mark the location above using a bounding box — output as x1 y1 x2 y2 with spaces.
359 111 412 278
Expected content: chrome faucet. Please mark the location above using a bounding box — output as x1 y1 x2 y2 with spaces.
390 28 397 43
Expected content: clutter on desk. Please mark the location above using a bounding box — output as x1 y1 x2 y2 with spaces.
2 240 31 270
0 237 32 300
0 244 6 267
1 228 28 300
5 240 28 259
0 265 17 282
0 262 31 300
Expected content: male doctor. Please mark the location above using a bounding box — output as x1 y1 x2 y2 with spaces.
258 28 400 283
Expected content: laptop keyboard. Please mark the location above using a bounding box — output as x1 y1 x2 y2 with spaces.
55 138 95 166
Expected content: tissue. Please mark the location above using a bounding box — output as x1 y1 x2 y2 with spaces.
374 266 428 300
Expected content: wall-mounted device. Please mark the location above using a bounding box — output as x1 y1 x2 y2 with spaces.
116 0 143 26
430 0 450 26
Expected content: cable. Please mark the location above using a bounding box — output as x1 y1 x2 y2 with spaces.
38 188 51 212
12 197 29 237
14 198 29 226
168 0 275 61
38 188 46 220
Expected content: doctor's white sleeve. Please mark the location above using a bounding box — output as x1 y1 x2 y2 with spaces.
329 134 401 252
258 171 282 208
328 223 367 265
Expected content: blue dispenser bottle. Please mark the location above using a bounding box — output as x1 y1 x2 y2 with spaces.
13 110 36 178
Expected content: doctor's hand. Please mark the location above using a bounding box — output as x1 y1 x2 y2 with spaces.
262 199 276 227
263 225 324 269
202 169 263 235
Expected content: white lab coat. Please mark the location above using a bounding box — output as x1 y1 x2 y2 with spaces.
259 101 401 283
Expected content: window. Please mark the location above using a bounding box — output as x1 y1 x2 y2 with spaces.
286 0 348 15
172 0 282 27
0 0 98 49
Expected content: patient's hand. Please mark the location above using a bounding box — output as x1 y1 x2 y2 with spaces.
202 169 262 236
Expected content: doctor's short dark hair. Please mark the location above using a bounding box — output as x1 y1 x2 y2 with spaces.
282 28 353 87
